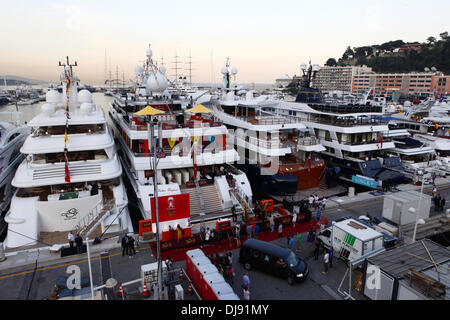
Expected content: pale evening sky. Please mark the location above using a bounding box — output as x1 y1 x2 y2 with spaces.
0 0 449 85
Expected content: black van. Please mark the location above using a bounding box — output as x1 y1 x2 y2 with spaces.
238 239 309 285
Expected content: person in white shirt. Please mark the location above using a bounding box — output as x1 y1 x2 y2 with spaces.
321 198 327 210
205 228 211 246
68 232 75 250
292 211 297 227
322 250 330 274
308 195 314 208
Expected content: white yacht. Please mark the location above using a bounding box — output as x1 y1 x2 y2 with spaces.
269 64 408 189
206 60 326 197
4 58 133 249
108 47 252 240
0 118 29 238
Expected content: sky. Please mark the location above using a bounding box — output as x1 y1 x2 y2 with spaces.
1 0 449 85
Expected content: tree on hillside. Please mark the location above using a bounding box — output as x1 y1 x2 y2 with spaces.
440 32 449 41
427 36 437 45
325 58 337 67
342 46 354 59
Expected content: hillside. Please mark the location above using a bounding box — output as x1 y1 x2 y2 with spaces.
325 32 450 74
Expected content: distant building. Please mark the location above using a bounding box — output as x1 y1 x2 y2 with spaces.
399 42 423 53
352 72 447 96
311 65 373 93
431 75 450 96
275 75 294 88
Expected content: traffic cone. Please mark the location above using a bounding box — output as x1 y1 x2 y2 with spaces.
187 282 193 295
179 268 184 280
142 281 149 297
118 283 124 297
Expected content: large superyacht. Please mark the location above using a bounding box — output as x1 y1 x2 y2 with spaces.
108 47 253 240
271 63 408 189
206 60 326 198
4 58 133 249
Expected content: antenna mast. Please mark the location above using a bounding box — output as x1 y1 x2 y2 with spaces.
185 53 193 86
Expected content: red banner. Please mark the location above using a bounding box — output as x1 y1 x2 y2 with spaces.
150 193 190 222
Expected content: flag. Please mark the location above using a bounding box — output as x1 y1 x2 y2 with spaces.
64 127 68 143
192 148 197 179
64 148 70 183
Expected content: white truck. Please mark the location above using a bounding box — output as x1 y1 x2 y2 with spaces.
317 218 384 262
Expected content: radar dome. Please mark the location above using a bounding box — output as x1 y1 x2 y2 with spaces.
159 65 166 74
46 90 61 104
404 101 412 108
80 102 94 115
231 67 238 75
221 67 228 75
146 72 168 92
146 48 153 58
134 65 144 75
41 103 55 116
78 89 93 103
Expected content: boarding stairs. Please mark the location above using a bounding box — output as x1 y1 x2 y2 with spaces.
181 183 223 218
73 199 116 238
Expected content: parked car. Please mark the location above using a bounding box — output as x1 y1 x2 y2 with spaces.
239 239 308 285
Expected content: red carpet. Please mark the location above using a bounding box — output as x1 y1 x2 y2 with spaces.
150 219 319 262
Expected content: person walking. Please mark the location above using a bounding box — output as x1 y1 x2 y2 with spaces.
176 224 183 249
322 249 330 274
307 227 314 247
329 247 334 269
296 232 302 252
314 239 320 261
269 214 275 233
289 235 295 251
278 223 283 239
247 223 252 239
228 230 233 247
242 284 250 300
292 211 297 228
321 197 327 210
243 272 250 289
75 234 83 254
253 224 259 239
205 227 211 246
316 207 322 221
226 265 234 287
68 232 75 251
235 224 241 248
127 235 136 257
440 196 446 212
200 226 206 248
121 234 128 256
231 205 237 222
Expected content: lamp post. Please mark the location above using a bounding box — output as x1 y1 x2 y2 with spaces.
408 172 426 242
148 117 163 300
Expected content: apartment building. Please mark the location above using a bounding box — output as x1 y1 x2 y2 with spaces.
352 72 446 96
311 65 373 93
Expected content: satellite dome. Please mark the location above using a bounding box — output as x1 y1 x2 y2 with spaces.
231 67 238 75
146 72 168 92
159 65 166 74
134 65 144 75
46 90 61 104
78 89 93 103
226 91 235 101
41 103 55 116
80 102 94 115
404 101 412 108
146 48 153 58
221 66 228 75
